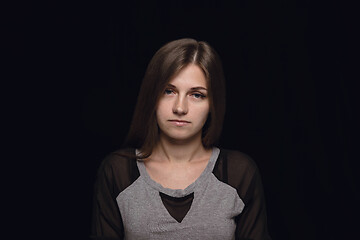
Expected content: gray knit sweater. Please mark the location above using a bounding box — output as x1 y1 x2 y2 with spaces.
91 148 271 240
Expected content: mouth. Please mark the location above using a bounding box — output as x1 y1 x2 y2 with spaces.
169 119 191 123
168 119 191 126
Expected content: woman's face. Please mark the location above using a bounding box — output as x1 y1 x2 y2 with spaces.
156 64 210 143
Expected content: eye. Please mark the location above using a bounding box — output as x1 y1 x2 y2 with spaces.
191 93 206 99
164 89 175 95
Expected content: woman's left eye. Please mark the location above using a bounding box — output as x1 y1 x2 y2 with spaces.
192 93 206 99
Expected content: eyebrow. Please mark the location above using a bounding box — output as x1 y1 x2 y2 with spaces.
166 84 208 91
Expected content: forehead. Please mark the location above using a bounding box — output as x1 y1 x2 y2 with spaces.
168 64 207 88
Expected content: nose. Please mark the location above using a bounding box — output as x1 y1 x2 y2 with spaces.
172 95 188 115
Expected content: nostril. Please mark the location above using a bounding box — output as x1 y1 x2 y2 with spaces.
173 106 187 115
172 97 188 115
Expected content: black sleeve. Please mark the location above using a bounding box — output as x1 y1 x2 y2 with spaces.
90 149 139 240
214 149 271 240
234 163 271 240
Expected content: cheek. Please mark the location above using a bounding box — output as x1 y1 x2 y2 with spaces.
156 101 170 120
195 104 210 124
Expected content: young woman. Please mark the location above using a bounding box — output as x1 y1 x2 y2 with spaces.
91 38 271 239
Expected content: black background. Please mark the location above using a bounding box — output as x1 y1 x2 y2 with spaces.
11 1 359 239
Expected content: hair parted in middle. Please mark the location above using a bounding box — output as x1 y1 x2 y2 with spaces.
124 38 226 159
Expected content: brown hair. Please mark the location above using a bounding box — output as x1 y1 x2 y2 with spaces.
123 38 226 159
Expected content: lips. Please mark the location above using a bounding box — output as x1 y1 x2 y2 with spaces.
169 119 190 123
168 119 191 126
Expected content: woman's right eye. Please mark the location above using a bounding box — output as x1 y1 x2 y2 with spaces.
164 89 174 95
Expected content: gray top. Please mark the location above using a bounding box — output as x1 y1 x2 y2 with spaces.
116 147 245 240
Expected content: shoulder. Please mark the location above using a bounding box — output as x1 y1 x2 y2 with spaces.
96 148 139 194
215 148 261 198
100 148 137 169
219 148 258 175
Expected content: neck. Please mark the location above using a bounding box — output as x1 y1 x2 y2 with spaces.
153 133 209 163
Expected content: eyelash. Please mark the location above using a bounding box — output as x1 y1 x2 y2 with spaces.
164 89 174 95
192 93 206 99
164 89 206 99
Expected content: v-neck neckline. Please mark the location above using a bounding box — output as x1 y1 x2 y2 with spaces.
136 147 220 198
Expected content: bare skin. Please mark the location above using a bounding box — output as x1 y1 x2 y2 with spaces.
144 64 213 190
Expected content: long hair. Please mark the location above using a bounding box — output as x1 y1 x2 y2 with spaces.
123 38 226 159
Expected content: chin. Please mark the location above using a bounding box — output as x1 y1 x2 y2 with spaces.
163 130 201 143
